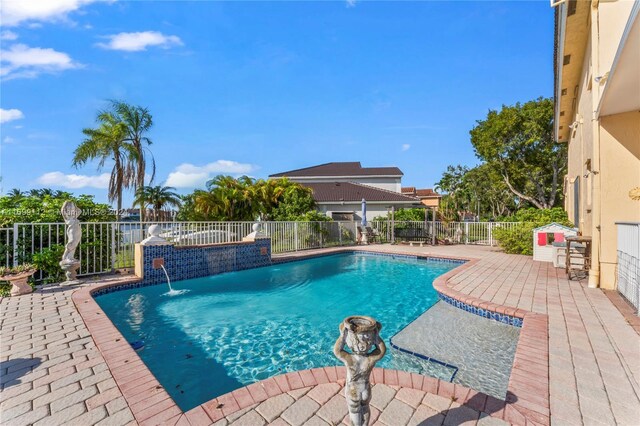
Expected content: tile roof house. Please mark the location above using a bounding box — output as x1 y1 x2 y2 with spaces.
269 162 420 221
401 187 442 208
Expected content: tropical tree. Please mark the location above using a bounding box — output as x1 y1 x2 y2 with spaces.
0 192 114 227
180 176 319 221
435 165 469 220
108 100 155 220
29 188 55 197
267 182 317 221
7 188 25 201
461 164 517 219
73 111 134 218
469 97 566 209
134 185 182 221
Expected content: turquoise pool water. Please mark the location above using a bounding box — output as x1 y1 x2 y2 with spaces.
95 253 457 411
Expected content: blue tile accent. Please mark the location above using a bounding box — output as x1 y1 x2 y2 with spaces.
273 250 467 266
388 340 459 382
93 239 272 297
437 293 523 327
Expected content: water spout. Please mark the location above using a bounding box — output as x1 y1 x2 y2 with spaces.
160 264 188 296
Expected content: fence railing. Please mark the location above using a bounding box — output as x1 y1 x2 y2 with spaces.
1 220 522 283
370 221 524 246
616 222 640 315
1 221 359 281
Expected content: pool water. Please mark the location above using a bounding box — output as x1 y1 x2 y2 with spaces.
96 253 457 411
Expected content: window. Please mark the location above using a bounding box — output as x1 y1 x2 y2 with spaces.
331 212 354 221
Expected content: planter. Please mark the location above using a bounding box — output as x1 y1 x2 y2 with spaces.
2 271 36 296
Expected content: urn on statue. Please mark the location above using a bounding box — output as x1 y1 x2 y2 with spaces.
59 201 82 285
334 316 387 426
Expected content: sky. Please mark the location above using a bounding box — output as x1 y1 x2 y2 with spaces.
0 0 554 206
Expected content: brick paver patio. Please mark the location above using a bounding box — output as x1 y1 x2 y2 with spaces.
1 245 639 425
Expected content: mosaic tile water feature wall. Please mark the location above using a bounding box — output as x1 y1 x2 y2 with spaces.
141 239 271 284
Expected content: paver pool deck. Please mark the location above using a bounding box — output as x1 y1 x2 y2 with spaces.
1 245 639 425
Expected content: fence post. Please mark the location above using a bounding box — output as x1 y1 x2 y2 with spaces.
464 222 469 245
339 223 343 245
391 207 395 244
12 223 18 267
489 223 494 246
294 222 299 252
111 223 117 271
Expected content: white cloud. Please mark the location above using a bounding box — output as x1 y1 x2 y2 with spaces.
0 108 25 124
166 160 257 188
346 0 357 7
96 31 183 52
1 30 18 40
401 144 411 151
0 44 81 80
0 0 102 27
36 171 110 189
3 136 17 144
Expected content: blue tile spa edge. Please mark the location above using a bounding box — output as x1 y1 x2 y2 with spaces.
437 293 524 328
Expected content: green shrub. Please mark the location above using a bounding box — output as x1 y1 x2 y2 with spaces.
493 207 572 255
32 245 65 284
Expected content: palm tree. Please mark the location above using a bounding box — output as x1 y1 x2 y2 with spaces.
110 102 155 186
7 188 25 201
202 175 258 221
134 185 181 221
72 111 135 219
109 101 155 221
28 188 55 198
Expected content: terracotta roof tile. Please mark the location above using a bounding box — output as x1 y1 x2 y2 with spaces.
415 189 440 197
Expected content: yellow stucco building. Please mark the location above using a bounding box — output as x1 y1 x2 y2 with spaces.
554 0 640 289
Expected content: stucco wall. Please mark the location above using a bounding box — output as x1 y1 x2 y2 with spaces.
598 111 640 289
559 0 639 290
566 36 595 233
290 177 402 193
598 1 636 75
317 203 415 222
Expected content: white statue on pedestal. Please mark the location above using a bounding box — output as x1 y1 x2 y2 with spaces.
140 224 171 246
59 201 82 285
334 316 387 426
243 222 266 241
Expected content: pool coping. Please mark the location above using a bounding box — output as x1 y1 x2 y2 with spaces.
72 246 549 425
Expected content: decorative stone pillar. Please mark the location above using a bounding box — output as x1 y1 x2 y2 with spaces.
134 225 171 279
242 222 266 242
140 224 171 246
334 316 387 426
59 201 82 286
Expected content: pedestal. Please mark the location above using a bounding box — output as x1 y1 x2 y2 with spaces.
59 260 81 286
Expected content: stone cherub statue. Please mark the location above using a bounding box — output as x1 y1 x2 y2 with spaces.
59 201 82 283
334 316 387 426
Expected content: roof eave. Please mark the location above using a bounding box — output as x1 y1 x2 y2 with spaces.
554 3 567 141
316 200 420 205
272 175 403 179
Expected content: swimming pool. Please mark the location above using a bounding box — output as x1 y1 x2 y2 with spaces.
95 253 458 411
